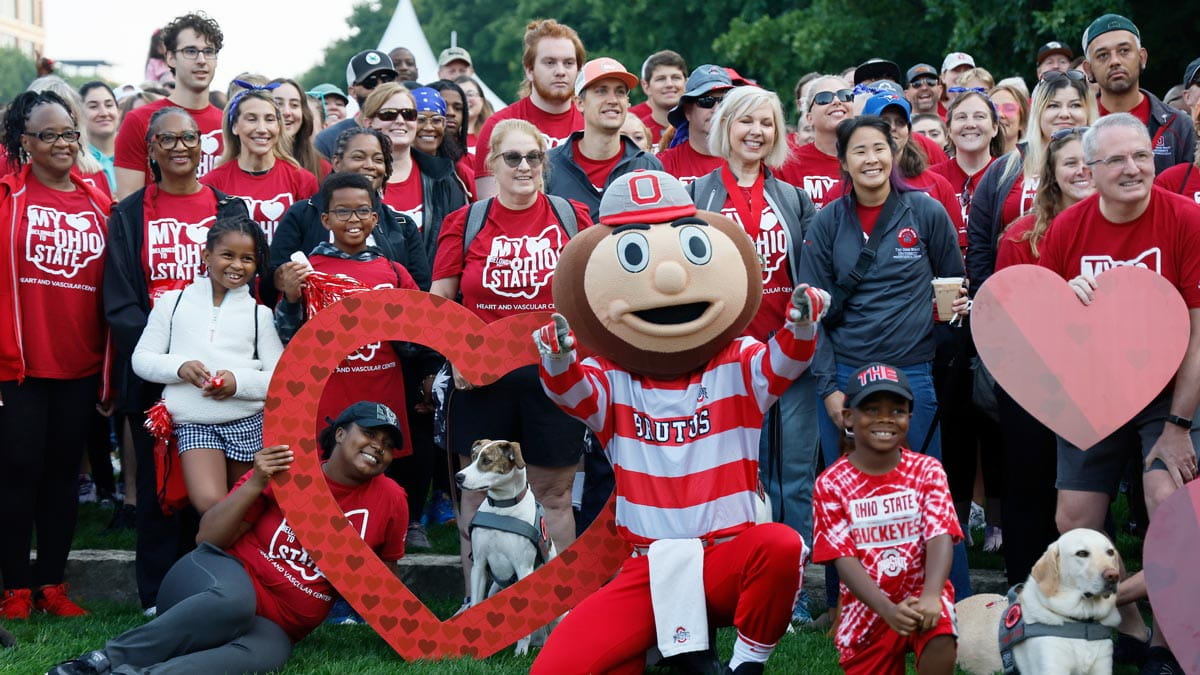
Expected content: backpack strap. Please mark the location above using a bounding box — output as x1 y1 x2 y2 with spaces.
462 198 495 255
1180 164 1194 196
166 290 185 352
824 191 900 327
545 194 578 238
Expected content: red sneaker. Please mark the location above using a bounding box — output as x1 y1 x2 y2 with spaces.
36 583 89 617
0 588 33 619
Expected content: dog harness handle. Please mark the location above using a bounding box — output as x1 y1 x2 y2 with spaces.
998 584 1111 675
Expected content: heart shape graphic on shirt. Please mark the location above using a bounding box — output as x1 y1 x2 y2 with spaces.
1144 480 1200 674
265 289 630 659
259 195 288 221
183 222 210 245
200 130 221 156
64 213 94 232
972 265 1189 450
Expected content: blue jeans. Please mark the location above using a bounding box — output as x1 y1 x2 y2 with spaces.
816 361 972 605
759 371 819 551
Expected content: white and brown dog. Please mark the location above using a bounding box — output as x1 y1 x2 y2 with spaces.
455 439 557 655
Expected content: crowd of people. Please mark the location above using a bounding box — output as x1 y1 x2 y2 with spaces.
0 7 1197 675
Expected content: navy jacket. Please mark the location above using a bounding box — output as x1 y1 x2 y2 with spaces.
545 132 662 221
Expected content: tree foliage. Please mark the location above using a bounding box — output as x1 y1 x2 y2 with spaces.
296 0 399 90
0 48 38 102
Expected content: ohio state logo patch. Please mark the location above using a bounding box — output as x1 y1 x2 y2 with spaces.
897 227 919 248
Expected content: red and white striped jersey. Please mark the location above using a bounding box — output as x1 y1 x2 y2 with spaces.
540 322 818 546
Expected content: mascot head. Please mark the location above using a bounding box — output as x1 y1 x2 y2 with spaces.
553 170 762 377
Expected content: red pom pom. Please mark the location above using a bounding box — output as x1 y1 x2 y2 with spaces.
143 400 174 442
208 376 224 389
302 270 371 316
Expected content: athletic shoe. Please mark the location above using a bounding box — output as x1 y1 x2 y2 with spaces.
324 597 363 624
724 662 765 674
36 583 88 617
142 606 157 618
429 491 456 525
45 649 110 674
968 501 985 530
791 589 814 625
406 521 431 550
452 596 471 617
1141 646 1184 675
103 504 136 533
78 475 96 504
0 588 33 620
983 526 1003 553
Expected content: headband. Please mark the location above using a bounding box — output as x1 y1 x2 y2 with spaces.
411 87 446 115
227 79 282 126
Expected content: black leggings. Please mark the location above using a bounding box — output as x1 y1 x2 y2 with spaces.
996 386 1059 586
104 543 291 674
0 376 96 589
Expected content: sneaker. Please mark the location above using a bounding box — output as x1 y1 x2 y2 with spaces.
968 501 985 530
103 504 136 533
142 606 157 618
1115 625 1152 666
452 596 471 617
791 589 814 626
46 649 110 674
324 597 363 625
983 526 1003 553
1141 646 1184 675
36 583 88 617
429 491 456 526
0 588 33 620
78 475 96 504
406 521 431 550
724 662 765 675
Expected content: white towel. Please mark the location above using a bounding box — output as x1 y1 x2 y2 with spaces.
648 538 709 658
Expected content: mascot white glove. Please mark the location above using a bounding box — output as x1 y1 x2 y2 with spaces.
788 284 831 327
534 313 575 357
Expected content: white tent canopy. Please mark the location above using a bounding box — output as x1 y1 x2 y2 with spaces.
376 0 507 111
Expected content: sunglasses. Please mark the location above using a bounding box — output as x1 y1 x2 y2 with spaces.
693 95 725 109
154 131 201 150
996 101 1020 119
909 77 939 89
811 89 854 108
374 107 418 122
499 150 545 168
1050 125 1089 141
25 129 80 144
1041 70 1086 83
360 71 398 90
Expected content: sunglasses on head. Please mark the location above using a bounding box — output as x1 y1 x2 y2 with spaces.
693 95 725 109
811 89 854 108
360 71 398 90
1041 70 1086 83
374 107 418 122
1050 125 1089 141
499 150 545 168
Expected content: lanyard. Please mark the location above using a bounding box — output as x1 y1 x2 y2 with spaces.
720 166 766 238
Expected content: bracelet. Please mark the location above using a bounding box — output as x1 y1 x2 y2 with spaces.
1165 414 1192 430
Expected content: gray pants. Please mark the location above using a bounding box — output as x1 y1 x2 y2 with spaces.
105 542 292 674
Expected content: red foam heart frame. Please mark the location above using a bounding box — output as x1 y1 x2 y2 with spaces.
1144 480 1200 675
263 289 631 659
972 265 1189 450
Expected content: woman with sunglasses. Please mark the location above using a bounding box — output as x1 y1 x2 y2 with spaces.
431 119 592 610
991 127 1094 585
105 107 249 614
0 91 113 620
966 70 1097 293
989 84 1028 158
778 75 853 208
364 83 468 268
413 85 476 200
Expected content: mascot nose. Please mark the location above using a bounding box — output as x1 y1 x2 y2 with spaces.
654 261 688 294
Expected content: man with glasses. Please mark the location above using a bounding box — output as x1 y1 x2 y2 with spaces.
114 12 225 199
657 64 734 185
314 50 399 160
1038 113 1200 675
904 64 944 118
1082 13 1193 174
546 58 662 219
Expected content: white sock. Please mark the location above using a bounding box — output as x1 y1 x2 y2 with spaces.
729 632 775 669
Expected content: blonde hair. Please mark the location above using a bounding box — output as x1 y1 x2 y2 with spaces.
956 67 994 90
486 119 547 191
708 86 788 168
1017 75 1099 180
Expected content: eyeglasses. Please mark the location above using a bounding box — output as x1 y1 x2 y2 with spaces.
1086 150 1154 169
1041 70 1086 83
360 71 397 90
374 107 418 122
909 77 939 89
154 131 201 150
327 206 376 222
174 46 218 61
693 95 725 109
499 150 545 168
416 114 446 127
24 129 80 144
1050 126 1089 141
811 89 855 108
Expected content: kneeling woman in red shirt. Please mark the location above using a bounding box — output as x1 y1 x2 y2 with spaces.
47 401 409 675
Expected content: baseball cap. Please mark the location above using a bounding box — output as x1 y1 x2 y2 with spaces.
346 49 398 88
1184 57 1200 88
574 57 639 96
598 170 697 225
667 64 734 128
1037 41 1074 65
438 47 472 68
307 83 349 105
871 80 904 96
941 52 975 73
862 92 912 122
844 363 913 409
854 58 902 85
906 64 938 85
327 401 404 448
1082 14 1140 52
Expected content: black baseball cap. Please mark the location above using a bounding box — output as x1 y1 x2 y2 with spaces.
327 401 404 448
1037 41 1074 65
854 58 902 85
844 363 913 409
1185 57 1200 88
346 49 398 88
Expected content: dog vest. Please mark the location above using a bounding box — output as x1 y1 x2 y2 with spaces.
998 584 1112 674
468 504 552 588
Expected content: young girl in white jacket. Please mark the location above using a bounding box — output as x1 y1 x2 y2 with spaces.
133 214 284 513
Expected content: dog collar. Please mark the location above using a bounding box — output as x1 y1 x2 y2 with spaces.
998 584 1112 675
486 486 528 508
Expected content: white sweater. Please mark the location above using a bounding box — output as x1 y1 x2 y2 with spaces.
132 282 284 425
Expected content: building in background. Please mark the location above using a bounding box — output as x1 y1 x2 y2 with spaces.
0 0 43 58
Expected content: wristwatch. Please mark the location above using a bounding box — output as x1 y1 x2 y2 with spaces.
1165 414 1192 430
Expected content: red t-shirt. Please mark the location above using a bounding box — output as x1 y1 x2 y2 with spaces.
855 202 884 236
473 97 583 178
912 132 949 166
1039 187 1200 308
114 98 225 181
996 213 1038 269
658 141 724 186
227 470 408 642
999 173 1039 229
455 156 477 201
1155 163 1200 206
432 193 592 322
631 101 667 144
573 139 623 190
813 451 963 655
466 133 478 157
928 157 996 229
776 141 844 208
1098 95 1152 125
719 188 794 342
79 170 112 198
382 165 424 231
143 185 219 304
308 255 417 457
201 160 318 245
17 178 108 378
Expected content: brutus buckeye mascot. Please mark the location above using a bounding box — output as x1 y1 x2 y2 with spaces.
530 170 830 675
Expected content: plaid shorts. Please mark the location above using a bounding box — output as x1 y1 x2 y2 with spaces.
174 412 264 463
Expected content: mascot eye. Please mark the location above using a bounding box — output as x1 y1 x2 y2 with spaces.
678 226 711 265
616 232 650 273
